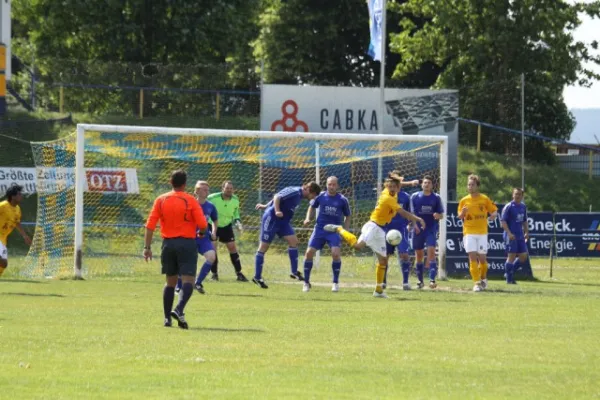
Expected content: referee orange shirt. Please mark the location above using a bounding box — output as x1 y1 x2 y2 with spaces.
146 191 207 239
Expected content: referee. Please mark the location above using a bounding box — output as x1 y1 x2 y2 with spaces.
144 170 207 329
207 181 248 282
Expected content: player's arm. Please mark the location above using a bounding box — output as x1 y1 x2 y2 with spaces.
343 215 351 230
272 194 283 217
401 179 420 187
192 201 208 234
211 209 219 240
303 205 316 226
501 220 515 241
523 207 529 240
342 197 351 230
409 194 421 234
500 205 515 240
487 197 498 220
458 199 467 220
15 223 32 246
398 207 425 229
433 196 444 220
143 198 161 261
232 196 243 231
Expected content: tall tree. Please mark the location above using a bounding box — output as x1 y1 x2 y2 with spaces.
389 0 600 159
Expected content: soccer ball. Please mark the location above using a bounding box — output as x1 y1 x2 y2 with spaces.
386 229 402 246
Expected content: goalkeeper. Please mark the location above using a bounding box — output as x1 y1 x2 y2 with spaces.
207 181 249 282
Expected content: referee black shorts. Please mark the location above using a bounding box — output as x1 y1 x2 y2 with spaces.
160 238 198 276
215 224 236 243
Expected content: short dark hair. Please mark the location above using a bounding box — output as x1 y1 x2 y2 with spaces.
170 170 187 188
222 180 233 188
513 187 524 194
306 182 321 194
6 185 23 202
422 175 434 183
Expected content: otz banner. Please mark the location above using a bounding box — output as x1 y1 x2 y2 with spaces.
444 203 600 278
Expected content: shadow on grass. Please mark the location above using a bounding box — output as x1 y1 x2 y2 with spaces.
190 326 265 333
0 279 47 284
0 292 65 297
211 293 264 298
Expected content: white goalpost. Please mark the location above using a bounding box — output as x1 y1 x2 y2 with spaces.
28 124 448 280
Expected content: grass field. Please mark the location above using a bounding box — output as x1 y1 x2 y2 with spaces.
1 256 599 399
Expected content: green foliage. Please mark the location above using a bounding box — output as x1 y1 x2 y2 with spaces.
458 147 600 211
12 0 262 116
253 0 377 85
390 0 600 162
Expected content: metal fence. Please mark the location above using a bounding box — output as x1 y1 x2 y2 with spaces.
557 153 600 178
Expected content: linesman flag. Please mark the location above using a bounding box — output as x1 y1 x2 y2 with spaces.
367 0 383 61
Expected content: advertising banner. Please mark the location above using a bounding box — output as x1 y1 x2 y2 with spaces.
0 167 140 195
260 84 460 200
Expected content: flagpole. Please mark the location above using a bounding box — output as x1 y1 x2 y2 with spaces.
377 0 387 196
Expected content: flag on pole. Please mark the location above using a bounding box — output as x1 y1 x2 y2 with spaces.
367 0 383 61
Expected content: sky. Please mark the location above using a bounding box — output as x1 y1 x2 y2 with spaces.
563 1 600 110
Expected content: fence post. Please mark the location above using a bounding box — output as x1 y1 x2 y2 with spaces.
59 85 64 114
216 91 221 121
477 124 481 152
589 150 593 180
139 88 144 119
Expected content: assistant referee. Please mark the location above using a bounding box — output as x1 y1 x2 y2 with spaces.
144 170 207 329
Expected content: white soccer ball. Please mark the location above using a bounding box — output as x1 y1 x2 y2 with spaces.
386 229 402 246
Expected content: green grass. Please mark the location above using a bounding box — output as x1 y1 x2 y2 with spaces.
1 256 600 399
458 147 600 211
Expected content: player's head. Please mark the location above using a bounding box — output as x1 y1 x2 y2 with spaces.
384 173 401 195
194 180 210 199
326 176 338 195
222 180 234 198
6 185 24 204
303 182 321 200
422 175 434 193
512 187 524 203
170 170 187 190
388 170 404 183
467 174 480 194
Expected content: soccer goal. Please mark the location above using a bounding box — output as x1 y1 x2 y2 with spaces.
23 124 448 280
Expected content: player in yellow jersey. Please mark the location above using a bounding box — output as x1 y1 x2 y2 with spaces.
325 172 425 298
458 174 498 292
0 185 32 277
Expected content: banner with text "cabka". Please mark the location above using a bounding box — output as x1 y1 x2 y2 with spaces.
0 167 140 195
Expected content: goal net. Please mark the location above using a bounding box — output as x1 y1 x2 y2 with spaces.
22 125 448 280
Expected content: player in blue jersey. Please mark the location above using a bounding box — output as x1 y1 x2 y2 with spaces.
383 177 420 290
410 175 445 289
253 182 322 289
501 188 529 284
176 180 218 295
302 176 351 293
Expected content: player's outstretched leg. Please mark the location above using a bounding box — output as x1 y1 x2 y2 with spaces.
324 225 357 247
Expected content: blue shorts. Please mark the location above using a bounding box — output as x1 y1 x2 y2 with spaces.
309 227 342 250
386 227 411 255
260 213 295 244
505 238 528 254
196 235 215 255
412 229 437 250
